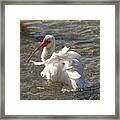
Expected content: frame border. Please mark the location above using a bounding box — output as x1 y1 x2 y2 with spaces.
0 0 119 119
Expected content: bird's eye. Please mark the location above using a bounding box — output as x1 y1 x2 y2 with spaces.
43 38 50 43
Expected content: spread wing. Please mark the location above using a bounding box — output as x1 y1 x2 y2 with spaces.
31 46 92 90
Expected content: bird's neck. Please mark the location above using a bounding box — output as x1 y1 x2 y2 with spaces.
41 46 55 62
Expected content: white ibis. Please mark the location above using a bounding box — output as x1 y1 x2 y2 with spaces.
27 35 91 92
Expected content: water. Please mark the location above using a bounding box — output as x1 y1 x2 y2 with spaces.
20 20 100 100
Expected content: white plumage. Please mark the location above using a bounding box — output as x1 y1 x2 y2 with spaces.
27 35 89 91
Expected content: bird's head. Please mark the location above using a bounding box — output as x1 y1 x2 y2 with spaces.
27 35 55 63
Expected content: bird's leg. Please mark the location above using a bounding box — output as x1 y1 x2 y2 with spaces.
44 80 48 85
46 79 51 86
61 82 72 93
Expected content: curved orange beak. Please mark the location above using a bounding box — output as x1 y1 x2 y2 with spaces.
27 39 50 63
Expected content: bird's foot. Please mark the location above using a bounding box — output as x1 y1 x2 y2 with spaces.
61 88 77 93
29 60 44 66
61 88 71 93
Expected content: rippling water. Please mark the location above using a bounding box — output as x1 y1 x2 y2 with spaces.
20 20 100 100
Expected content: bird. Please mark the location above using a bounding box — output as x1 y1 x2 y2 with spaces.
27 35 92 92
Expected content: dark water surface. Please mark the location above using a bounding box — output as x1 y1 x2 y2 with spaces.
20 20 100 100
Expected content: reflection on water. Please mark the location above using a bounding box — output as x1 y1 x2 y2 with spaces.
20 20 100 100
